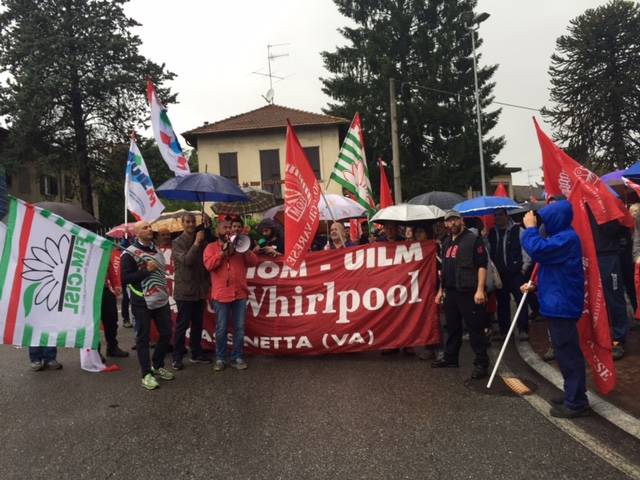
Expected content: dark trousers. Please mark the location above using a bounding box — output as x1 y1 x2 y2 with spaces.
29 347 57 362
102 288 119 350
132 302 171 377
620 250 637 312
121 287 130 322
496 271 528 334
443 289 489 368
546 317 588 410
173 300 204 361
597 254 629 344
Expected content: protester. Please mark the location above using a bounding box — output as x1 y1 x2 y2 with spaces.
231 216 244 237
203 218 258 371
29 347 61 371
103 249 128 358
521 202 590 418
119 236 134 328
327 222 353 249
488 208 531 341
255 219 284 256
432 210 490 379
155 228 172 249
377 221 405 242
587 206 628 360
122 221 175 390
619 206 637 315
171 213 212 370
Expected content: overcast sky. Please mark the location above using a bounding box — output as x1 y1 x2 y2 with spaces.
124 0 610 187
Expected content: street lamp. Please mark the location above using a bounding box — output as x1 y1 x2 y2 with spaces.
465 12 490 196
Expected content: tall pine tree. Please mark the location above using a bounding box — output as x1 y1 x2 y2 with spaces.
321 0 505 199
543 0 640 173
0 0 175 215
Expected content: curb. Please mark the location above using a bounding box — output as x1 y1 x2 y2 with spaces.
515 339 640 440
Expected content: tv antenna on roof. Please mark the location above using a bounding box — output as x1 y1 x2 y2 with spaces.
252 43 290 104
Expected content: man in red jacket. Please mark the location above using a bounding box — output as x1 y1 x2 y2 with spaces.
203 217 258 372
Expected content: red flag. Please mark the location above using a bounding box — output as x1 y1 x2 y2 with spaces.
534 118 617 394
284 121 321 270
494 183 508 197
379 159 394 208
534 118 632 228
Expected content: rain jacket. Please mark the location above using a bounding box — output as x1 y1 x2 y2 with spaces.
521 200 584 319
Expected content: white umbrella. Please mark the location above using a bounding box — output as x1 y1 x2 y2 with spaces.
262 194 366 221
370 204 446 223
318 194 366 220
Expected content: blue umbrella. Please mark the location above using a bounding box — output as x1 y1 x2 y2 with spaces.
453 196 520 217
157 173 249 203
622 161 640 179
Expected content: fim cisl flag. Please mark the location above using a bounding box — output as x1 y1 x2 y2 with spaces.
0 197 112 349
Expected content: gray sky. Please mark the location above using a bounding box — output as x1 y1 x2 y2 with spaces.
126 0 611 188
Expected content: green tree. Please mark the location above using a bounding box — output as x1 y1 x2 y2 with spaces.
543 0 640 173
0 0 176 215
321 0 505 199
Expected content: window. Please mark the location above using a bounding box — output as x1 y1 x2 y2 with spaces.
260 149 282 199
64 175 74 199
303 146 321 180
219 152 238 184
18 171 31 194
39 175 58 197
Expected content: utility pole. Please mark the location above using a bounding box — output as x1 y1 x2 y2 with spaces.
389 78 402 204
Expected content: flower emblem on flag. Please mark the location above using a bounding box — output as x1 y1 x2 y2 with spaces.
21 235 70 312
343 161 369 203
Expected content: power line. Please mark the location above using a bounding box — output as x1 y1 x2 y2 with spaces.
402 82 542 112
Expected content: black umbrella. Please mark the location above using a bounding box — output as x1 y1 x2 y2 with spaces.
35 202 100 226
408 191 465 210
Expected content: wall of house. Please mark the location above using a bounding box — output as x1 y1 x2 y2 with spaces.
196 126 343 196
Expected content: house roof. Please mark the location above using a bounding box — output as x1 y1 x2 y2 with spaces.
182 104 349 144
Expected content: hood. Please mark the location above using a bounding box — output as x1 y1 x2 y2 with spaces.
538 200 573 235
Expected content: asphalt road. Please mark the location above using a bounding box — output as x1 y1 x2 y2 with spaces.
1 330 638 480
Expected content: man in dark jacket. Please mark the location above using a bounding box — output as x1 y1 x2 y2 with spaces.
171 213 212 370
521 201 589 418
432 210 489 379
488 209 531 340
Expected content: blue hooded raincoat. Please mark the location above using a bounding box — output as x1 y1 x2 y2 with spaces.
521 200 584 319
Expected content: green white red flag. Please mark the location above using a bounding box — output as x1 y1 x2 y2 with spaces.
146 80 190 177
0 197 112 349
329 113 376 215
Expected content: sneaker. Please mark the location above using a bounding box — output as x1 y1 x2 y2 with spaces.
106 346 129 358
151 366 175 381
231 358 248 370
141 373 160 390
122 320 133 328
189 354 212 364
543 347 555 362
431 359 459 368
612 342 625 361
549 404 591 419
171 359 184 371
213 360 225 372
470 365 488 379
45 360 62 370
30 360 44 371
518 331 529 342
551 395 565 405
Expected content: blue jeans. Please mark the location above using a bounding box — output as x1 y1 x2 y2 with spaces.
213 299 247 362
29 347 57 363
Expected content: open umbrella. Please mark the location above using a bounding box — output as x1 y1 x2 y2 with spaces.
106 222 137 239
263 194 366 222
35 201 100 226
370 204 446 223
408 191 465 210
156 173 249 203
453 196 520 217
211 187 276 215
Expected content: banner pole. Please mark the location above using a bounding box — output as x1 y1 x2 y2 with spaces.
487 264 538 389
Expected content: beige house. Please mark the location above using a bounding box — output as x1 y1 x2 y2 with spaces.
182 104 350 200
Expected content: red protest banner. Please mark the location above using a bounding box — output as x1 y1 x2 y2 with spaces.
163 242 441 355
283 121 321 271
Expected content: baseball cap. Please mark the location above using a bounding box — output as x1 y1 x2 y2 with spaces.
444 210 462 221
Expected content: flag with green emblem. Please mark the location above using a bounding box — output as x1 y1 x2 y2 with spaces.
329 113 376 215
0 197 112 349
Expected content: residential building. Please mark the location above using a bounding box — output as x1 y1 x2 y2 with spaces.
182 104 350 200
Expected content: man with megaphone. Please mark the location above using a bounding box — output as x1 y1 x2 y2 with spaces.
203 216 258 372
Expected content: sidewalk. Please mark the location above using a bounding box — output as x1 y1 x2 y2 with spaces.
528 318 640 420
